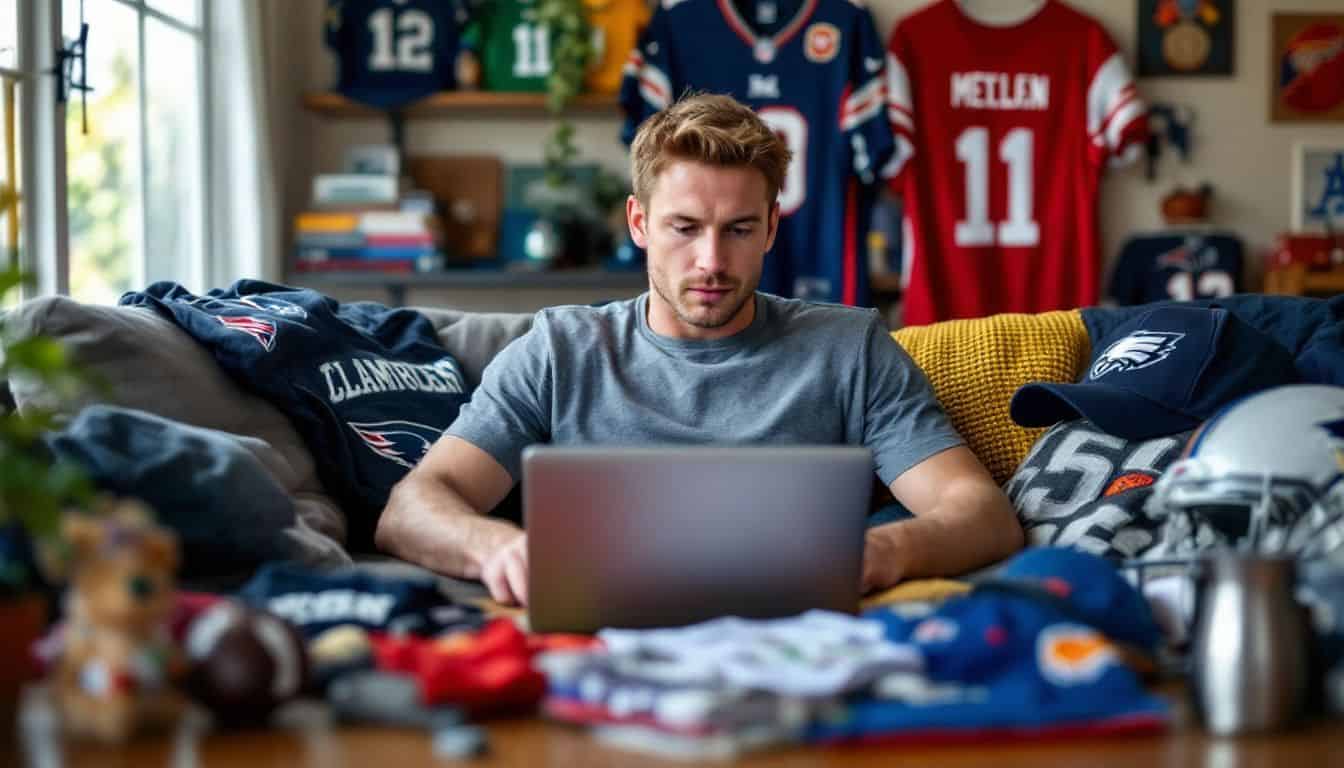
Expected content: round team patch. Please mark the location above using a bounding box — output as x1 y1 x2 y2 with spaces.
804 22 840 64
1037 624 1119 686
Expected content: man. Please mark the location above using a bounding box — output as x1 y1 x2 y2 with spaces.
377 93 1024 606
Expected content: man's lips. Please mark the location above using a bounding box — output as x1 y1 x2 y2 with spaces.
687 286 732 301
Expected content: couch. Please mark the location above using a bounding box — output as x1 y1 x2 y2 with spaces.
6 290 1342 588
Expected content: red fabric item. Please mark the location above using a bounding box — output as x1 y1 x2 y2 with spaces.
369 619 550 715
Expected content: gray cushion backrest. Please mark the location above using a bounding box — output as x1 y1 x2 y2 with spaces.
4 296 333 504
414 307 534 388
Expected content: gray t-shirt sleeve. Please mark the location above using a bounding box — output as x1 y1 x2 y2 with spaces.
860 318 965 486
444 312 553 481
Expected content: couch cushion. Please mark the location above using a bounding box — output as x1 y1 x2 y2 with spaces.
414 307 533 388
893 310 1090 484
4 296 344 541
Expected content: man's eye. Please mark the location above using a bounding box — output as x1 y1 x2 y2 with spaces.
730 228 754 237
673 224 696 236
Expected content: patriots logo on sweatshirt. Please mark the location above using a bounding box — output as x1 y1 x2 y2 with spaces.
189 294 310 319
217 315 278 351
1089 331 1185 380
348 420 444 469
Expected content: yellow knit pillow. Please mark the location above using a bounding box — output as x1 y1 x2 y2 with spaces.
893 310 1090 484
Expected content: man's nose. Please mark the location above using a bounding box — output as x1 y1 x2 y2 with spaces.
693 232 727 272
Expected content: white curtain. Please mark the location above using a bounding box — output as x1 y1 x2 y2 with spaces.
207 0 280 286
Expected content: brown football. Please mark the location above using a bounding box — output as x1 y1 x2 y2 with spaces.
183 601 309 726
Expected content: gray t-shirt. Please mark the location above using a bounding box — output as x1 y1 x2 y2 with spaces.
446 292 963 485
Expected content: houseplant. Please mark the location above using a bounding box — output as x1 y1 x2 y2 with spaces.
0 267 95 720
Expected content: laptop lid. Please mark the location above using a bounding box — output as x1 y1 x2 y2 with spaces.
524 444 873 634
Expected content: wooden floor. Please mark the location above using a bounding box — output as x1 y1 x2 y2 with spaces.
9 684 1344 767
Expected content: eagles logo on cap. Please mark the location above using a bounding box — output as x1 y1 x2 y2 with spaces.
804 22 840 64
1090 331 1184 379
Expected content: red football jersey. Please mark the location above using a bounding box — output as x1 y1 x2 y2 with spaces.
885 0 1146 326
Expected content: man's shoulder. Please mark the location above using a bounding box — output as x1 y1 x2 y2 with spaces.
760 293 883 334
534 296 641 332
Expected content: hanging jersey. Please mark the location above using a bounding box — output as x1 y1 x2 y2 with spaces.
886 0 1147 325
325 0 467 108
1107 232 1242 306
620 0 894 306
465 0 552 92
584 0 651 94
120 280 471 553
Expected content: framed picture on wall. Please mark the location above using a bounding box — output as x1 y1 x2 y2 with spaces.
1292 144 1344 232
1136 0 1234 77
1270 14 1344 122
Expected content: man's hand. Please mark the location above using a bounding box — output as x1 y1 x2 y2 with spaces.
481 532 529 606
861 527 903 594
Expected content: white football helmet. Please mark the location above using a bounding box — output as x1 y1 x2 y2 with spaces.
1148 384 1344 558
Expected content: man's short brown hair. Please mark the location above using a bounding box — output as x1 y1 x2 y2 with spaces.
629 92 792 209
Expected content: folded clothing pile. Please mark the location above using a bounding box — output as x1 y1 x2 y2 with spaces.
539 548 1170 758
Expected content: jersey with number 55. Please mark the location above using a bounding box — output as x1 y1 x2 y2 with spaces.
326 0 469 108
886 0 1147 326
620 0 894 307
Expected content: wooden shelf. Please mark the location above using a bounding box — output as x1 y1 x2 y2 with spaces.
289 267 646 305
1263 264 1344 296
302 91 620 119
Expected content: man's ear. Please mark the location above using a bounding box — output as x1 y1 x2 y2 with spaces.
627 194 649 249
763 201 781 253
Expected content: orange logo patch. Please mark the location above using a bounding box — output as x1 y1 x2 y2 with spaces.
804 23 840 64
1037 624 1118 685
1104 472 1155 496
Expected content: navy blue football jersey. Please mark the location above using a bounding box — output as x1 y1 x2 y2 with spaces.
325 0 467 108
620 0 894 306
1108 232 1243 306
237 562 484 639
121 280 470 551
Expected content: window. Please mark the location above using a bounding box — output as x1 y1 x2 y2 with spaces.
1 0 22 292
61 0 208 304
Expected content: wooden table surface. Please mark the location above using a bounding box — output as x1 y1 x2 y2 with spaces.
10 683 1344 768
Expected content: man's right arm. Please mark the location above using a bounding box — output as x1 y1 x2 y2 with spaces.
375 435 519 584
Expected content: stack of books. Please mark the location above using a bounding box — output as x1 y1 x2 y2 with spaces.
294 145 446 274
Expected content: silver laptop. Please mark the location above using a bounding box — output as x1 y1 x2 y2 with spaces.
524 444 873 634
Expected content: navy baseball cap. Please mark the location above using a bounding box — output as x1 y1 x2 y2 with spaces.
1010 306 1299 440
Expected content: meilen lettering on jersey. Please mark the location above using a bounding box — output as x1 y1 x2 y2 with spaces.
320 356 465 403
1090 331 1184 379
950 72 1049 110
348 419 443 469
267 590 397 627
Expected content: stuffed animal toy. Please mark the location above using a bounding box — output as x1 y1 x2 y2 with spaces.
55 503 187 742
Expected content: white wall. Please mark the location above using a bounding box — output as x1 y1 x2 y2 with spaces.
271 0 1344 310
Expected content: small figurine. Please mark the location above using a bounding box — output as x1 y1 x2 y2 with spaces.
55 502 187 742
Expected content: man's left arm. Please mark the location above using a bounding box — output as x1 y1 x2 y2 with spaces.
862 445 1024 592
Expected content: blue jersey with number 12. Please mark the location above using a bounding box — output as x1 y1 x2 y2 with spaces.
326 0 467 108
620 0 893 306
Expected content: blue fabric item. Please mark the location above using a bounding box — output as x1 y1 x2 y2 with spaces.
1011 306 1299 440
43 405 298 586
1081 294 1344 385
810 548 1169 742
120 280 470 551
809 596 1168 740
973 547 1162 654
235 561 484 639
